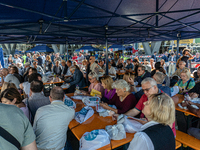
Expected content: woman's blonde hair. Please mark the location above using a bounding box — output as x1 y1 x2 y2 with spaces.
1 82 18 93
46 55 51 62
82 59 88 65
148 93 175 125
180 68 191 79
101 75 114 90
123 73 134 83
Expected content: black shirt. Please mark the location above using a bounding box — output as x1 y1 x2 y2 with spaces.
188 82 200 97
37 56 43 66
181 56 189 67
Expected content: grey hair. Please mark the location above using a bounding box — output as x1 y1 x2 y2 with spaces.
88 72 98 79
112 79 130 92
141 77 157 87
69 66 76 71
153 72 165 84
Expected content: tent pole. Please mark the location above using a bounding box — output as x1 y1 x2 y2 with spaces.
105 37 108 75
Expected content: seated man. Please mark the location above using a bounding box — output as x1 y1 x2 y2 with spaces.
153 72 171 96
24 80 50 118
66 66 86 93
33 87 75 150
172 61 187 77
125 59 134 71
0 103 37 150
134 65 151 86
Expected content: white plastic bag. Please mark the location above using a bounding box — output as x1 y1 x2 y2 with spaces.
96 104 117 113
79 129 110 150
170 86 179 97
82 97 100 107
105 124 126 140
75 106 94 123
64 95 76 109
61 83 70 89
118 115 143 133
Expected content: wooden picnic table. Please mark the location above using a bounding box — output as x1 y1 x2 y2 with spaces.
67 93 188 150
172 94 199 117
43 77 64 85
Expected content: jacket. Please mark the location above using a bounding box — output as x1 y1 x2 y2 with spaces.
68 69 85 88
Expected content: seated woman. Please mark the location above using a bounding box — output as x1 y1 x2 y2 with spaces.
116 59 124 69
174 68 195 94
100 76 117 102
128 93 175 150
99 79 137 114
82 72 104 96
24 67 37 82
151 62 162 77
1 82 19 94
0 88 31 121
10 65 23 83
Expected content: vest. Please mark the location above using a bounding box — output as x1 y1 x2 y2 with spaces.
142 124 175 150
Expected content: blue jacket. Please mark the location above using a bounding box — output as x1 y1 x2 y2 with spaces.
162 55 168 62
68 69 85 88
135 71 151 86
157 84 171 97
151 55 157 62
168 56 176 64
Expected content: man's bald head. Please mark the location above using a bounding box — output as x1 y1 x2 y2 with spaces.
50 86 64 101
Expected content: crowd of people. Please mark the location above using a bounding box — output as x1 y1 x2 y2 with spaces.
0 48 200 150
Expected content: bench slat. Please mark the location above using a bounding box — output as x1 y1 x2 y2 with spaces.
176 130 200 150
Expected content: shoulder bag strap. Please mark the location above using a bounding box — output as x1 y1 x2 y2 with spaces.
0 126 21 149
186 79 192 90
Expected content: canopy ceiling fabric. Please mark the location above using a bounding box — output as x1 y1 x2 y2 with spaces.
26 45 54 53
75 45 101 52
0 0 200 44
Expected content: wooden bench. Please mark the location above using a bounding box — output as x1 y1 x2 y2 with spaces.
175 141 181 149
176 130 200 150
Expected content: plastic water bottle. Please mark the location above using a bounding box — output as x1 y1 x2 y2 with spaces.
184 93 191 101
76 85 79 90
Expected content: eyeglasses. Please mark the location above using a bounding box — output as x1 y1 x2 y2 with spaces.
142 86 153 92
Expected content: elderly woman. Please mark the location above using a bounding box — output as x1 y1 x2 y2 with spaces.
175 68 195 94
53 60 62 76
128 93 175 150
82 72 104 96
0 88 31 121
33 61 44 75
100 76 118 102
99 79 137 114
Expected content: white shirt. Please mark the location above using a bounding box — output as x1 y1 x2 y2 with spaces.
77 55 84 64
108 66 116 76
128 121 158 150
4 74 20 88
15 58 22 64
22 82 31 96
66 67 72 76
